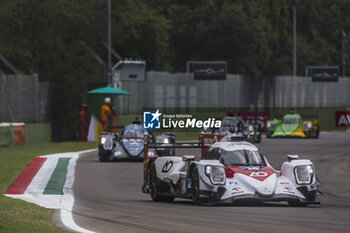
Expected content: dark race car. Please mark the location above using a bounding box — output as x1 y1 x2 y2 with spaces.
202 115 262 143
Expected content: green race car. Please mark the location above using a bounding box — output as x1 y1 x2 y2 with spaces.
266 112 319 138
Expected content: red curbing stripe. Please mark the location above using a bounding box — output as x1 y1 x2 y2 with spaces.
4 157 47 195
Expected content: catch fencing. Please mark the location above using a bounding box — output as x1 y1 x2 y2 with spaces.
273 76 350 108
0 74 49 122
2 72 348 121
120 71 350 114
121 71 249 113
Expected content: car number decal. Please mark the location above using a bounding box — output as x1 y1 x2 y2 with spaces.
249 171 268 177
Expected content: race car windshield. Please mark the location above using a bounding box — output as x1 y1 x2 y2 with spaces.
123 129 145 138
283 118 301 124
219 150 264 166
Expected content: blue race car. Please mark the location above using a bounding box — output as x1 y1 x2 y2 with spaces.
98 121 175 162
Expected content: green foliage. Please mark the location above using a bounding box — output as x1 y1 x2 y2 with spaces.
118 7 170 69
0 0 349 140
297 0 350 75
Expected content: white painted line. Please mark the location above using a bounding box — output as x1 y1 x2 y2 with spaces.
60 152 96 233
61 209 95 233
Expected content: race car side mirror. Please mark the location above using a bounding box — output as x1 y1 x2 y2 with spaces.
182 155 195 162
287 154 299 162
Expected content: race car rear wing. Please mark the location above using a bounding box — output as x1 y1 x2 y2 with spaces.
143 135 202 161
143 133 247 161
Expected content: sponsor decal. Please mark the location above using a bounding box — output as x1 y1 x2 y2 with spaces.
249 171 268 177
240 166 265 171
232 187 245 195
282 187 295 194
279 181 290 185
335 111 350 127
228 181 238 186
161 160 174 173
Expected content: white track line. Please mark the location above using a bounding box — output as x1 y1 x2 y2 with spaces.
60 150 96 233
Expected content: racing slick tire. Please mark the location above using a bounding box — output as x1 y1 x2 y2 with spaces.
149 164 174 202
191 166 202 205
98 150 113 162
255 134 262 143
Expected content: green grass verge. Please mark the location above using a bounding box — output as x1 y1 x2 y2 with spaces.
0 141 98 233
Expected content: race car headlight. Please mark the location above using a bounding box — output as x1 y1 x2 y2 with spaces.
205 165 226 185
307 122 312 128
101 137 113 150
163 138 170 144
248 125 254 132
294 165 314 185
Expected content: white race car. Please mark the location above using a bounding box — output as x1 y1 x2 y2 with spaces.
142 139 322 206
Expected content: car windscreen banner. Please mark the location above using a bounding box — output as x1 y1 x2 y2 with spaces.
227 111 271 132
335 111 350 127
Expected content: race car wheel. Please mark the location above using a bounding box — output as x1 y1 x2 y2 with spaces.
149 164 174 202
99 152 112 162
191 166 201 204
255 134 262 143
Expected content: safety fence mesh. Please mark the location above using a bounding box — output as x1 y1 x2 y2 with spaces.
0 75 49 122
120 71 350 114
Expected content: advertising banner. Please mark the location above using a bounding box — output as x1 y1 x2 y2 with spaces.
335 111 350 127
187 61 227 80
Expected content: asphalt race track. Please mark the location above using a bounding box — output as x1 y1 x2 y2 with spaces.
71 131 350 233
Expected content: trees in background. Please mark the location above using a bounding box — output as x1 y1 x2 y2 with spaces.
0 0 349 140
